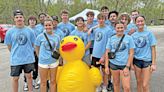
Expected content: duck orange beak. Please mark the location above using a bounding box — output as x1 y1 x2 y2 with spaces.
62 42 77 52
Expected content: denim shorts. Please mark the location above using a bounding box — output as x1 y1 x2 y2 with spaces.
133 58 152 69
110 62 126 70
10 63 34 77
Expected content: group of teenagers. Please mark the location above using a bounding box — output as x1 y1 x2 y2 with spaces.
4 5 157 92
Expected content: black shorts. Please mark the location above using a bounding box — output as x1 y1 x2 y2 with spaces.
89 48 93 54
91 57 105 68
110 62 126 70
10 63 34 77
133 58 152 69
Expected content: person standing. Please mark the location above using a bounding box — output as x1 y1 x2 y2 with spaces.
36 13 47 34
58 9 75 37
131 15 157 92
90 13 114 92
23 16 40 91
100 6 111 26
35 18 60 92
4 10 35 92
105 21 135 92
70 17 92 66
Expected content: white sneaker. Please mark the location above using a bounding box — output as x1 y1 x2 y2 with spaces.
37 79 40 85
102 87 108 92
96 86 102 92
33 80 39 89
23 82 28 91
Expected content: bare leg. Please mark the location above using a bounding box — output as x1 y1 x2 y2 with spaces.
142 66 151 92
111 69 120 92
49 67 57 92
120 70 131 92
11 77 19 92
134 65 143 92
25 73 33 92
39 67 49 92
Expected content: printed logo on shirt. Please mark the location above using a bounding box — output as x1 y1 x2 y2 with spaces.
113 42 127 52
134 36 146 48
16 33 27 45
43 40 56 51
63 28 70 36
95 32 103 41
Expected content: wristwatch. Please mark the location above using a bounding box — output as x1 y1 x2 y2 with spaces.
125 66 130 70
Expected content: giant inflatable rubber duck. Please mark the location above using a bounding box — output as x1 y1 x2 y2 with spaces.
57 36 102 92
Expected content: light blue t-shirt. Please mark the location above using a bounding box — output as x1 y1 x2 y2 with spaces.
86 21 98 48
29 26 43 37
124 28 131 35
131 28 156 62
35 32 60 65
4 26 36 66
70 29 91 56
92 26 114 58
57 22 75 37
53 28 64 41
86 21 98 29
105 20 111 26
108 24 116 35
124 23 137 35
106 35 135 66
36 23 44 33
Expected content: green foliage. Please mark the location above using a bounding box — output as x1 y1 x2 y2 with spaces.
0 0 163 25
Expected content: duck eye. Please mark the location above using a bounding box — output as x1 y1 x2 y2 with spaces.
61 40 64 44
74 37 78 41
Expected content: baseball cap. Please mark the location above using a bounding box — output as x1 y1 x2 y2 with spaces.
51 16 59 21
13 10 24 16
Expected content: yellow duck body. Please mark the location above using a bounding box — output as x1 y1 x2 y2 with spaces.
58 36 102 92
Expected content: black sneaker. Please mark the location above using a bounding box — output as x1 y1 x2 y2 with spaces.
107 83 113 91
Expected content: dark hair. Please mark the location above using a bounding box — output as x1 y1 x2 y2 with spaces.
28 16 37 25
13 10 24 16
119 13 131 25
100 6 109 11
131 10 139 14
43 18 53 25
97 13 105 19
38 13 46 18
60 9 69 15
86 11 95 17
135 15 146 23
114 21 124 27
75 17 84 22
108 11 119 19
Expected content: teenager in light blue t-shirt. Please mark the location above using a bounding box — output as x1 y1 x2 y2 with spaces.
22 16 40 90
105 21 135 92
4 10 35 92
119 13 132 35
35 18 60 92
90 13 114 92
70 17 92 65
58 9 75 37
100 6 111 26
51 15 64 42
36 13 47 35
131 15 157 92
86 11 98 55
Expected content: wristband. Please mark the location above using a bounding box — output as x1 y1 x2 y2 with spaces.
126 66 130 70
